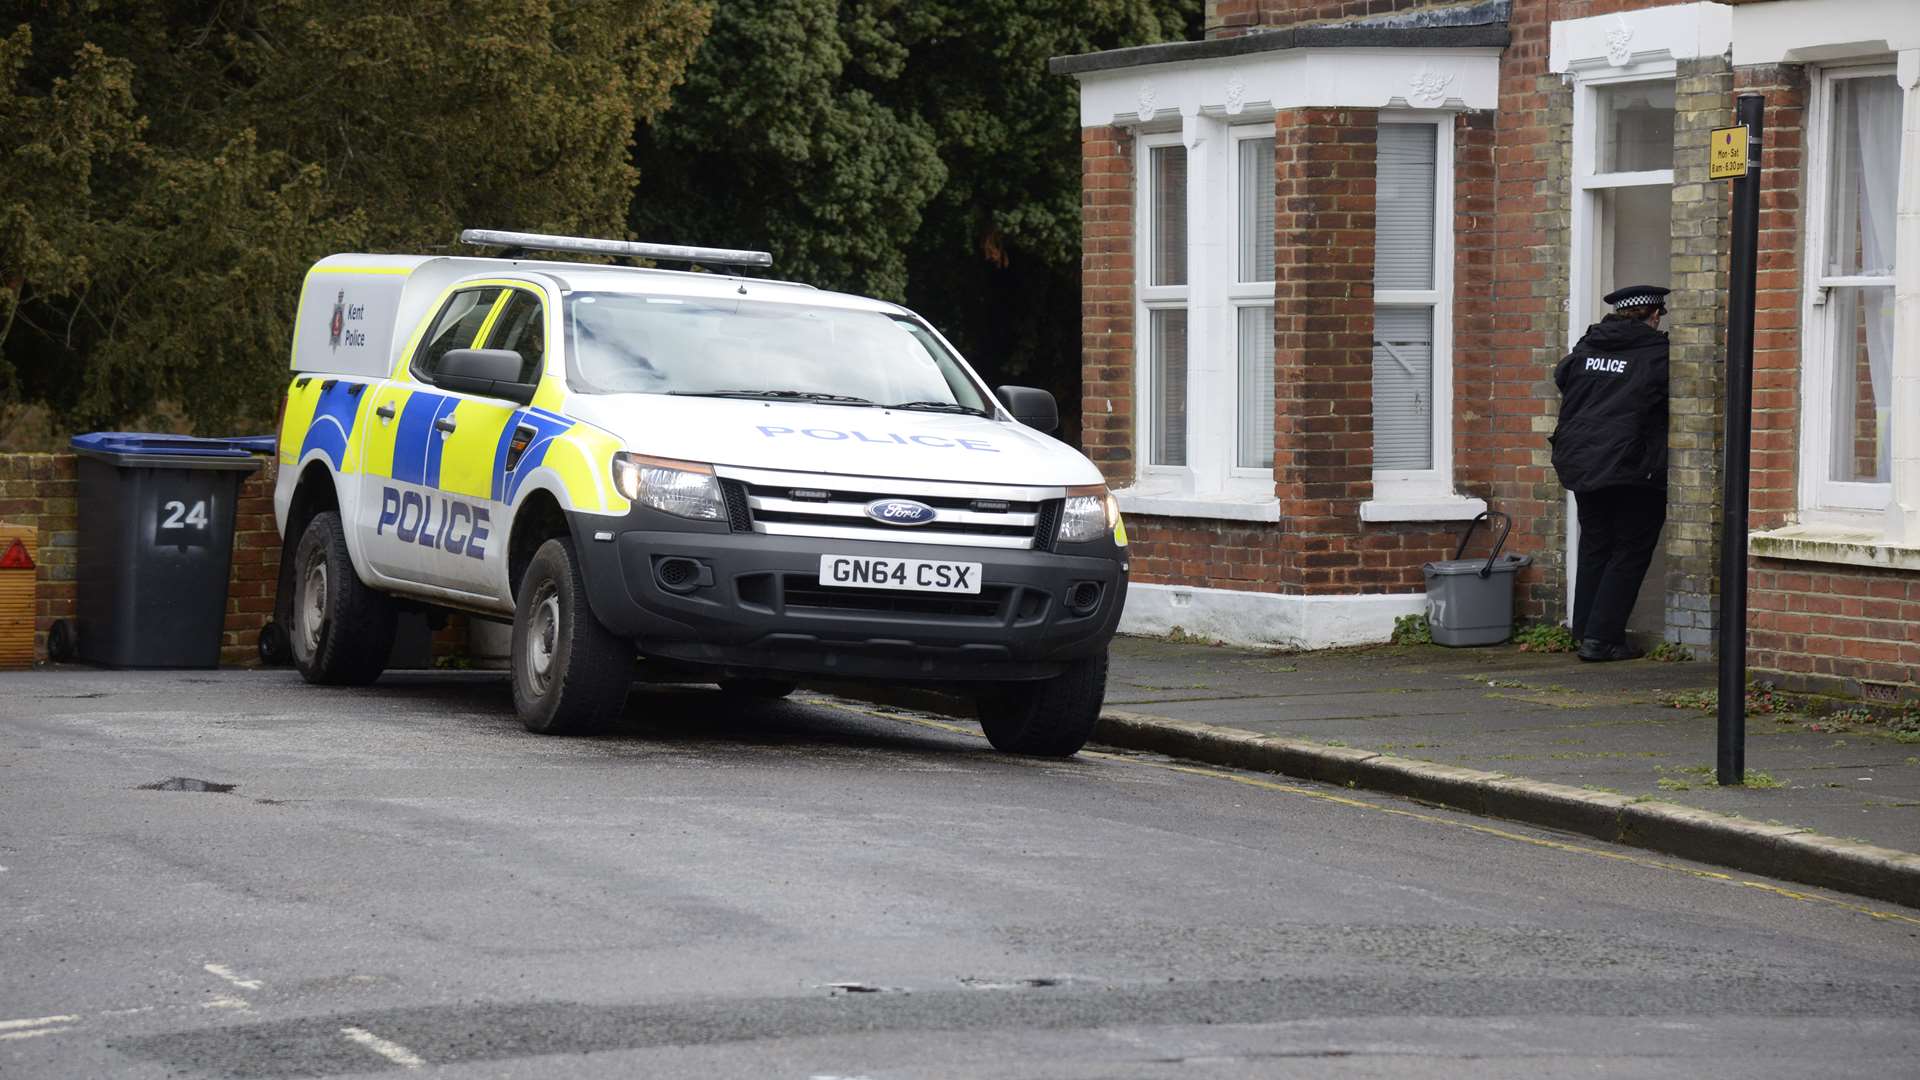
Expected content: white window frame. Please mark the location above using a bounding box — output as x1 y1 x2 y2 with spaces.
1367 112 1461 511
1228 124 1278 481
1127 117 1280 520
1136 130 1190 481
1798 61 1898 522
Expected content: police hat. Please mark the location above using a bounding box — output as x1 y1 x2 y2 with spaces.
1604 284 1670 313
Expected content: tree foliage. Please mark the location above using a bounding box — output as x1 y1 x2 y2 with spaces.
631 0 1201 439
2 0 711 433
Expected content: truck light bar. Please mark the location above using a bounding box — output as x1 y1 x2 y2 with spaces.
459 229 773 269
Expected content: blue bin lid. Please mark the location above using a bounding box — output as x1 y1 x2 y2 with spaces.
70 432 274 459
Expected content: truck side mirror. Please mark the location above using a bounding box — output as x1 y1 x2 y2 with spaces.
994 385 1058 433
437 348 537 405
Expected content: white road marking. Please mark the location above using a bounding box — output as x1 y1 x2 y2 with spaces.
0 1015 77 1032
0 1027 74 1041
204 962 264 990
341 1026 426 1069
201 994 251 1011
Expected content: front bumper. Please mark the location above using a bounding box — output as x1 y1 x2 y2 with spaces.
569 506 1127 683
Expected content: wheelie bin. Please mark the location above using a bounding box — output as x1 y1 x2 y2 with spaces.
57 433 270 668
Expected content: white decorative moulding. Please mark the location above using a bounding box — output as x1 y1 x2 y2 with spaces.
1605 16 1635 66
1548 2 1734 75
1137 81 1158 122
1224 72 1247 115
1408 65 1456 107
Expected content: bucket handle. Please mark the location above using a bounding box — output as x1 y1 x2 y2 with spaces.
1452 510 1512 580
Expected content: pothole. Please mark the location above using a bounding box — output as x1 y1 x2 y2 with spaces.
958 976 1065 990
817 981 907 996
138 777 237 793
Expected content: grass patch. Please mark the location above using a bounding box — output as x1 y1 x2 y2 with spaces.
1513 622 1576 653
1657 764 1785 790
1646 641 1694 662
1391 613 1432 646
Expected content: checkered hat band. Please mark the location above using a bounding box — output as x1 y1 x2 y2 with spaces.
1611 293 1664 309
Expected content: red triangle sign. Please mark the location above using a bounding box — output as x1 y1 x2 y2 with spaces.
0 539 33 570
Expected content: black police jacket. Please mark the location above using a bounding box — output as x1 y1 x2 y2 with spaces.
1550 316 1669 494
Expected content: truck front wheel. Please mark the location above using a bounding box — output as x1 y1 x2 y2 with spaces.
511 537 633 735
290 511 396 686
976 650 1108 757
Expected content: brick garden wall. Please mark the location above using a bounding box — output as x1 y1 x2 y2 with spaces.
0 452 281 667
1081 125 1137 490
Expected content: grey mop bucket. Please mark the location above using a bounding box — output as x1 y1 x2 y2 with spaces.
1423 511 1531 647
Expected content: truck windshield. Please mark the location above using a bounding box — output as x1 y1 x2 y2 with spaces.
564 293 991 413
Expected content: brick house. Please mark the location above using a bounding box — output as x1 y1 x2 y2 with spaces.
1053 0 1920 700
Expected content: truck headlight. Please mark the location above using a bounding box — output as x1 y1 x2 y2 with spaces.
611 452 724 521
1058 484 1121 544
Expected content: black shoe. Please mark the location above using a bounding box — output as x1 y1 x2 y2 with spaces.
1578 638 1645 662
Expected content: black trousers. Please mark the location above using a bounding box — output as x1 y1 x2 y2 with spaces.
1571 486 1667 645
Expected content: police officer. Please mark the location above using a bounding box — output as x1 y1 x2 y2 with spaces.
1551 285 1670 662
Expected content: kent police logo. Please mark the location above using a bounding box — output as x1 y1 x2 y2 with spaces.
329 290 345 350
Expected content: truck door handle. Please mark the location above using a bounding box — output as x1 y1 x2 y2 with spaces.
433 416 458 434
375 403 396 420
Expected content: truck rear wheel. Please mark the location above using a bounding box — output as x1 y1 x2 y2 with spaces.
290 511 396 686
976 650 1107 757
511 537 633 734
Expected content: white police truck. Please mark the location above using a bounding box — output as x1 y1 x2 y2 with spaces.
274 231 1128 755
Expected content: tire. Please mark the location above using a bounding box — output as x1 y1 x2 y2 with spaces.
717 677 797 700
46 619 76 663
290 511 396 686
511 537 633 734
976 649 1108 757
257 621 292 666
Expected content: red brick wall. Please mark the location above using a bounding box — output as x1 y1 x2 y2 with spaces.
0 452 281 666
1739 64 1808 533
1748 563 1920 698
1267 108 1471 596
1082 125 1137 489
1205 0 1474 37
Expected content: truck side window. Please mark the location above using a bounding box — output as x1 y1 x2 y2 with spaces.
413 287 504 382
486 290 546 384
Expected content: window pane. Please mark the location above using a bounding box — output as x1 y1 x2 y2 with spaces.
1375 124 1436 291
1372 306 1434 471
1825 74 1900 278
1236 305 1275 469
420 287 504 377
1151 146 1188 287
1151 308 1188 467
1827 285 1892 483
1596 81 1674 173
1594 184 1672 318
487 290 547 383
1238 137 1275 283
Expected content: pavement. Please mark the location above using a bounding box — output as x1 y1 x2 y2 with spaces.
838 634 1920 908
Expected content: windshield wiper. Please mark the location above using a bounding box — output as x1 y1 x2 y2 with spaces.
669 390 876 407
886 400 991 416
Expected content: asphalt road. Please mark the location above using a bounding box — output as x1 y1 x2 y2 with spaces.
2 668 1917 1079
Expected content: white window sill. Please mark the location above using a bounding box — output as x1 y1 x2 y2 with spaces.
1748 525 1920 573
1359 494 1487 523
1114 490 1281 523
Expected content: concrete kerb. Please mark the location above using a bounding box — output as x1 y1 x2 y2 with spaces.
812 683 1920 910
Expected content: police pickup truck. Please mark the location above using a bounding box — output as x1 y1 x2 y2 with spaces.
274 231 1127 755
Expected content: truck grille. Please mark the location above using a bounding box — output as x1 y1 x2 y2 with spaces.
715 467 1066 551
